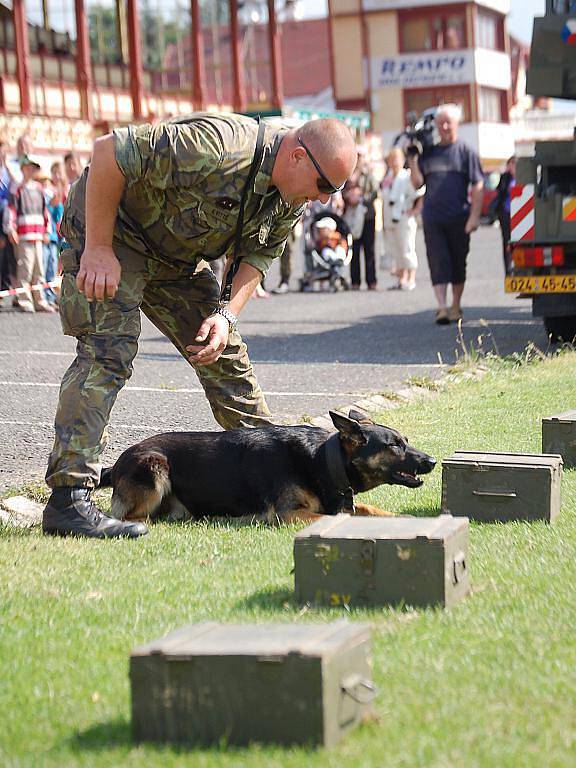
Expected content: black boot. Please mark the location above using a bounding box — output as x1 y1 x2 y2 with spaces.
43 488 148 539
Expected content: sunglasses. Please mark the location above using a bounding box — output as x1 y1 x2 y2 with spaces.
297 136 345 195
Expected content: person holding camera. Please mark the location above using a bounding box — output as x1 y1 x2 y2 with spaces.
408 103 483 324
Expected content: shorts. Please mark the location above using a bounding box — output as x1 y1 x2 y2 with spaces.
423 216 470 285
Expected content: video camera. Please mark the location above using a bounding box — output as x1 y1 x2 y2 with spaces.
394 107 437 156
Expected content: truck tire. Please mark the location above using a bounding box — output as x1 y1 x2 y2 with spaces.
543 316 576 343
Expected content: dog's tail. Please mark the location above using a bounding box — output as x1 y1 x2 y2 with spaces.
98 466 114 488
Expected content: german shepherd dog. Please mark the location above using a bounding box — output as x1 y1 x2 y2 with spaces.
98 410 436 524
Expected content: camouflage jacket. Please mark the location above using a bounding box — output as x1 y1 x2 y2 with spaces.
112 112 305 276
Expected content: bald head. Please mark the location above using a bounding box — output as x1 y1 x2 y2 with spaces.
298 118 357 173
272 118 358 207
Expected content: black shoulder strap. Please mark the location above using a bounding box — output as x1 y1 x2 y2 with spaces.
220 118 266 305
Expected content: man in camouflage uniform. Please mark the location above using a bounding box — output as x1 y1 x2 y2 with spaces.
42 112 357 538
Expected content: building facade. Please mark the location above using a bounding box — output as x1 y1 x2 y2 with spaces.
329 0 515 167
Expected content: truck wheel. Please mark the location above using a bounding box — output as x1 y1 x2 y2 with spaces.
543 316 576 343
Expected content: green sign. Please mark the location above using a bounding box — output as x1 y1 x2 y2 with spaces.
288 107 371 130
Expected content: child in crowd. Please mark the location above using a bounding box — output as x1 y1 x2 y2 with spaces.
40 163 65 307
313 216 349 289
316 217 347 267
342 182 367 245
3 154 54 312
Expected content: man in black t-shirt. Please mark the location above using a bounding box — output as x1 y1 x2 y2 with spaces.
408 104 483 324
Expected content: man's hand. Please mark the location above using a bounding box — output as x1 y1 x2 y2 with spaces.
7 230 18 246
76 245 121 301
464 215 480 235
186 313 230 366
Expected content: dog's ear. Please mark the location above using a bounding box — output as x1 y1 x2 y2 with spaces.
329 410 368 448
348 408 374 426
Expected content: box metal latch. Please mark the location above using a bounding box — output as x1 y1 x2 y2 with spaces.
339 673 378 726
452 551 467 585
472 489 517 499
341 674 378 704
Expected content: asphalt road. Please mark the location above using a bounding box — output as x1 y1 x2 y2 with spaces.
0 224 549 493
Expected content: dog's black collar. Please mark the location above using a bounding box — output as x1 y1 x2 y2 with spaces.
323 433 355 513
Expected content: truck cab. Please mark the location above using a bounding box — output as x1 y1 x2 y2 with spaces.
505 0 576 341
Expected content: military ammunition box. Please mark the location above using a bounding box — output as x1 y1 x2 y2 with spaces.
442 451 563 523
130 620 375 748
542 411 576 469
294 514 469 609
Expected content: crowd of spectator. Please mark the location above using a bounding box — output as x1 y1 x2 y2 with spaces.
0 131 83 312
1 110 514 327
270 103 499 328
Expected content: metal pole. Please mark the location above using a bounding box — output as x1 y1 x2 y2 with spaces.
267 0 283 110
126 0 144 119
13 0 31 113
74 0 93 121
190 0 205 107
115 0 128 64
229 0 246 112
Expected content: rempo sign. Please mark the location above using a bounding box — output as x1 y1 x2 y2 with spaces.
372 50 475 88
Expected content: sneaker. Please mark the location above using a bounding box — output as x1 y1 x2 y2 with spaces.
43 487 148 539
402 282 416 291
435 308 450 325
271 282 290 295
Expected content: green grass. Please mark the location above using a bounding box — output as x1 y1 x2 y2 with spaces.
1 351 576 768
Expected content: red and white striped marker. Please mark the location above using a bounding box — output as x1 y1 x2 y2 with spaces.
0 276 62 299
510 184 535 242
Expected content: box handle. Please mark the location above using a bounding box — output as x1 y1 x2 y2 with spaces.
472 490 517 498
452 551 467 585
341 674 378 704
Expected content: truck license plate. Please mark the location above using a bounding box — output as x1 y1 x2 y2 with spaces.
505 275 576 294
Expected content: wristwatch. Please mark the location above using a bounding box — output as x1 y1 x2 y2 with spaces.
212 306 238 331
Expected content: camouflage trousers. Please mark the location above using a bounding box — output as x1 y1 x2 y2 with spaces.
46 241 272 490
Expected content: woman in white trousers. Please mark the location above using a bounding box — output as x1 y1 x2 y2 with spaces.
381 147 423 291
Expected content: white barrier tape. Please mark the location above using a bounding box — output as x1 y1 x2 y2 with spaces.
0 276 62 299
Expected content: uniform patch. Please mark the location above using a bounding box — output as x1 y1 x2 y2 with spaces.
258 219 271 245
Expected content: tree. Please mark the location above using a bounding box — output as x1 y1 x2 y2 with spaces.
88 5 119 64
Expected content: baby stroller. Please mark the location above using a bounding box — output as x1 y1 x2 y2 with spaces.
299 211 353 292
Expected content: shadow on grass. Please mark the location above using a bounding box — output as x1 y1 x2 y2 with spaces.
73 718 131 751
237 586 295 611
73 717 320 755
397 504 444 518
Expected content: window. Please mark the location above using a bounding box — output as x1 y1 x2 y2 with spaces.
552 1 576 13
400 10 467 53
402 18 432 52
476 10 504 51
478 87 504 122
405 86 471 123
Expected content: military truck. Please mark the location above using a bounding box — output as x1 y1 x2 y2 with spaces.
506 0 576 342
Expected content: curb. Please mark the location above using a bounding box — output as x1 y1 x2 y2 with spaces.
309 365 489 429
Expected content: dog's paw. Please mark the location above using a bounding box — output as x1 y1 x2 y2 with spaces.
353 503 394 517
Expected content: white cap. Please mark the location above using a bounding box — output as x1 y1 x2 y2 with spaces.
316 217 337 231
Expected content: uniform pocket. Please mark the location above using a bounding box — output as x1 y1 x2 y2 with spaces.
58 272 94 337
60 247 80 275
